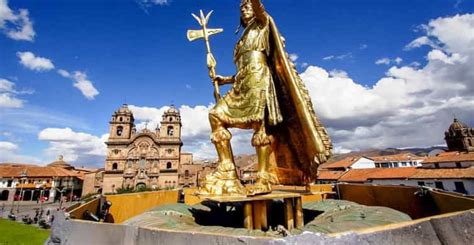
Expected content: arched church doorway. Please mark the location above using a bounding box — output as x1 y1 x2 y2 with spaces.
136 183 146 191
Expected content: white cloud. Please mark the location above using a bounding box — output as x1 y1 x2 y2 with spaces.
0 0 35 41
38 128 108 166
17 51 54 71
0 141 40 163
57 69 70 77
323 52 352 61
137 0 170 9
289 53 299 62
328 69 348 78
375 57 403 65
0 78 31 108
0 78 14 92
0 93 23 108
300 13 474 151
58 69 99 100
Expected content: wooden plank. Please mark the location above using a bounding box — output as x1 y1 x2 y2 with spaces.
295 197 304 228
252 201 262 230
284 198 294 230
243 202 253 230
201 191 301 203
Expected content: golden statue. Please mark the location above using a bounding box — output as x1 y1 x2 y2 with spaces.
188 0 333 196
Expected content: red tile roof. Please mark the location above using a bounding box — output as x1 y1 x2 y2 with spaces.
322 157 362 169
371 153 425 162
422 151 474 164
317 170 346 180
338 168 378 182
410 168 474 179
0 165 82 178
337 167 474 182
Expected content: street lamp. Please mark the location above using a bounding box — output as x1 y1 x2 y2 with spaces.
16 170 27 214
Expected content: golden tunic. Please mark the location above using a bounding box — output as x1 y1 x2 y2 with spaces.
210 19 282 127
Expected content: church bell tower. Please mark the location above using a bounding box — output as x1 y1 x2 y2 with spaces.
109 104 134 141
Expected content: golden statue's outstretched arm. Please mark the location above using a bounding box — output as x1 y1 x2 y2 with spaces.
214 75 235 85
251 0 268 24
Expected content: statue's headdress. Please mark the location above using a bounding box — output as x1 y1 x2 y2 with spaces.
240 0 251 7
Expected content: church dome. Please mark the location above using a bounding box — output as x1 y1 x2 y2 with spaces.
449 118 468 132
117 104 132 115
165 105 179 114
47 155 74 170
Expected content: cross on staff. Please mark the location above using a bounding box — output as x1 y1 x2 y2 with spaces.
187 10 223 102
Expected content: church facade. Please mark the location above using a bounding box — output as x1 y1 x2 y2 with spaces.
102 104 190 193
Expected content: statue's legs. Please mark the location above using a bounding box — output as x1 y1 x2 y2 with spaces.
197 114 246 196
248 121 278 195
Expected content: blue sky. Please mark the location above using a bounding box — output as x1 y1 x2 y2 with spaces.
0 0 473 167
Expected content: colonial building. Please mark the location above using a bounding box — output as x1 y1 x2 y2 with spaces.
102 104 193 193
316 119 474 194
0 156 88 203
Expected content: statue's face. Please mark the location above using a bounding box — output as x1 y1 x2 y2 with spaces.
240 3 254 25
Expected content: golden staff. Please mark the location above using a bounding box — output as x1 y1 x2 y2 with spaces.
187 10 223 102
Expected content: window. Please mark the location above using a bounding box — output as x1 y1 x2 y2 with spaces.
7 180 13 187
167 126 174 136
435 181 444 190
166 162 172 169
456 162 462 168
128 160 133 168
140 158 146 168
185 170 190 177
417 181 425 186
401 162 407 167
116 126 123 136
392 163 399 168
434 163 440 169
169 117 173 122
112 163 118 170
454 182 467 194
381 163 389 168
119 117 123 122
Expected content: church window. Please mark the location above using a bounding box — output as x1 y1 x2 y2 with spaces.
167 126 174 136
119 117 123 122
169 117 173 122
166 162 172 169
116 126 123 136
112 163 118 170
140 158 146 168
127 160 133 168
166 148 174 154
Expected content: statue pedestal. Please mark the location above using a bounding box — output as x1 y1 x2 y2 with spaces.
199 192 303 231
